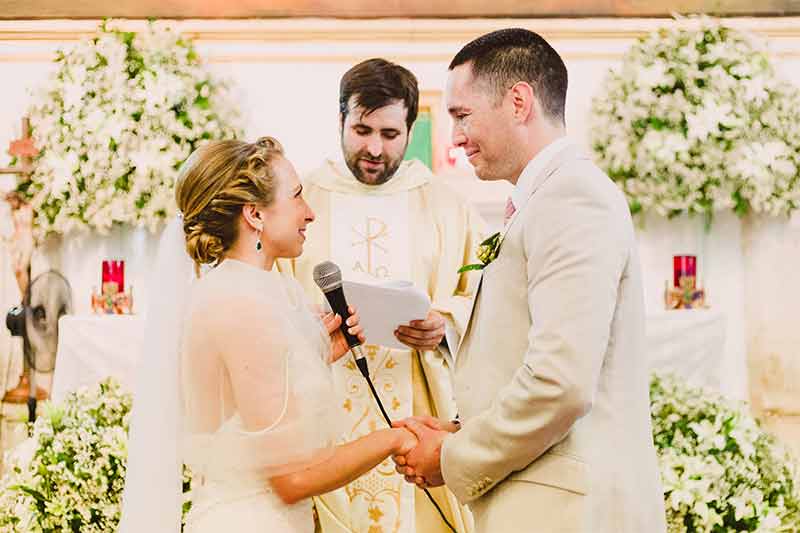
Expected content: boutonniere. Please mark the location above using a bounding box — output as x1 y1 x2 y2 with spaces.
458 232 503 273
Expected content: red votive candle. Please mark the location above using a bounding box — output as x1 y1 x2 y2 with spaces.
673 255 696 288
102 260 125 292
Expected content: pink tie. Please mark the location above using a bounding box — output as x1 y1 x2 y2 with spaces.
504 197 516 226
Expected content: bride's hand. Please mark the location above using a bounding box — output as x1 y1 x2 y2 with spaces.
323 305 366 363
391 427 418 456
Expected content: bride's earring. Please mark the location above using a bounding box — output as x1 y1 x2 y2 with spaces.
255 228 263 252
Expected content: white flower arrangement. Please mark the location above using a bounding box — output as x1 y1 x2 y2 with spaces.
0 378 192 532
2 372 798 531
651 373 800 531
14 20 242 236
590 17 800 224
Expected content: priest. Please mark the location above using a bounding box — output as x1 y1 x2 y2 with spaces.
280 58 483 533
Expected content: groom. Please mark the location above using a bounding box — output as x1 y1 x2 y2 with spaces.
393 29 666 532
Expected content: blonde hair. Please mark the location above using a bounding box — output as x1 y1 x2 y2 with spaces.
175 137 285 274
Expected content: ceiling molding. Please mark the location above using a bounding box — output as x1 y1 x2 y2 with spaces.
2 17 800 43
2 18 800 64
5 49 800 65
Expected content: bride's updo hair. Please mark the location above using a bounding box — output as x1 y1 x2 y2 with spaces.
175 137 284 272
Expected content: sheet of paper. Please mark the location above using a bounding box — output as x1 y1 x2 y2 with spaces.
342 280 431 350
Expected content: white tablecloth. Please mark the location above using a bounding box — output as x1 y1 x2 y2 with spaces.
51 315 143 402
51 309 729 402
645 309 727 395
636 213 747 401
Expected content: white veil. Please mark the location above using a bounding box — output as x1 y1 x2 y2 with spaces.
118 215 194 533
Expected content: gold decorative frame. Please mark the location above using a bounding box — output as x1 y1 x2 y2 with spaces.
3 1 800 19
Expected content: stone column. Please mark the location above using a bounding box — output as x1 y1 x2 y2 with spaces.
743 213 800 456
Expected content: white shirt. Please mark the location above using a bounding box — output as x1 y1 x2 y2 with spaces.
509 136 573 212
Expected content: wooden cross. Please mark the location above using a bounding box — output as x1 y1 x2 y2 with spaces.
0 117 37 177
0 116 41 410
0 117 37 299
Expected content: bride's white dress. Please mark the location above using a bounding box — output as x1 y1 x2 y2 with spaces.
180 259 338 533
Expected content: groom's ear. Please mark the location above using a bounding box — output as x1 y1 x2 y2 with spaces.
508 81 535 124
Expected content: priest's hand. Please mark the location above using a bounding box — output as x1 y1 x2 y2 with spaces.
395 310 446 351
323 306 365 363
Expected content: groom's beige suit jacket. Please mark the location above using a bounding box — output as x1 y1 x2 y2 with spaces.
441 143 666 532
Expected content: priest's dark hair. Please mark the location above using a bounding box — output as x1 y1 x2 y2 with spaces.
339 58 419 131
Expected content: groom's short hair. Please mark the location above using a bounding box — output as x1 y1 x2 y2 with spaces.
339 58 419 132
449 28 568 125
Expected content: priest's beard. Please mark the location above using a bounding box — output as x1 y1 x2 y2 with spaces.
342 143 407 186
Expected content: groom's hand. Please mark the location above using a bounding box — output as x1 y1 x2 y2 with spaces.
391 418 447 487
395 310 446 351
394 415 459 434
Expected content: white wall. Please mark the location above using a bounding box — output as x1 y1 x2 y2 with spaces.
1 17 799 402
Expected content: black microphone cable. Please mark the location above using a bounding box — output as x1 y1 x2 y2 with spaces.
312 261 457 533
352 356 458 533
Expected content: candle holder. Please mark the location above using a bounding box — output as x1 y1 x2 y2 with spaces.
665 254 706 309
92 260 134 314
102 260 124 293
673 255 696 289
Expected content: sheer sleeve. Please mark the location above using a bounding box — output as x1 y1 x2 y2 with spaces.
181 264 338 479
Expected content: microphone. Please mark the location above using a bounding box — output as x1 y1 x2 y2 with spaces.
312 261 368 377
312 262 457 533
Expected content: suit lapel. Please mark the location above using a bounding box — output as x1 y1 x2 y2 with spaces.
454 144 584 361
500 144 583 241
455 272 483 358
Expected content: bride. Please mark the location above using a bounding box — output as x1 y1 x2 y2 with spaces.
118 137 417 532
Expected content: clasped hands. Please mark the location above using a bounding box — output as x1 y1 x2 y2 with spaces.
391 415 460 489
